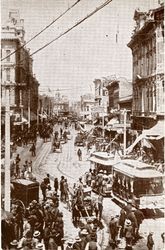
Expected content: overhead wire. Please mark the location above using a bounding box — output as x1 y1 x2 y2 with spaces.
1 0 81 61
30 0 112 58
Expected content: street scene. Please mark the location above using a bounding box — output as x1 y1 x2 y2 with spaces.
1 0 165 250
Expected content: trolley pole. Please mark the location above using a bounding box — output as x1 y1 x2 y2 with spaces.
4 86 11 212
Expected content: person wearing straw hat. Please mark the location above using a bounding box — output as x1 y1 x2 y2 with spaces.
123 219 133 247
66 239 75 250
9 240 19 250
36 242 44 250
32 231 41 249
73 236 82 250
79 229 89 249
109 216 119 244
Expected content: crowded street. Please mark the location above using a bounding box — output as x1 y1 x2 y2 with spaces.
1 0 165 250
1 121 165 249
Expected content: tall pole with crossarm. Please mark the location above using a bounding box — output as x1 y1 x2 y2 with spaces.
4 85 11 212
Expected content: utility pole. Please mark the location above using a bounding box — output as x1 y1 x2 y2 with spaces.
4 86 11 212
28 88 31 128
102 114 105 138
123 109 127 157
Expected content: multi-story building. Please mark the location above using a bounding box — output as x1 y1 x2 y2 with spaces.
93 78 109 118
80 94 96 121
127 4 164 130
1 10 39 129
106 77 132 131
53 91 69 117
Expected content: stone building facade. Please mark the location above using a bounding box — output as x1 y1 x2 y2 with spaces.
127 5 164 130
1 10 39 128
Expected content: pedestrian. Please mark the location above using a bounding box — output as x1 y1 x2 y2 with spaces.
97 193 103 221
32 231 41 248
77 148 82 161
86 169 92 186
147 232 154 250
118 206 126 238
28 160 33 172
161 232 165 243
66 239 74 250
30 143 36 156
134 209 144 239
73 236 82 250
63 178 69 203
79 229 89 249
84 234 101 250
9 240 19 250
123 219 133 248
109 216 119 244
60 128 63 138
15 154 21 177
40 179 47 201
60 176 65 202
45 173 50 185
54 177 59 193
48 229 58 250
15 154 21 165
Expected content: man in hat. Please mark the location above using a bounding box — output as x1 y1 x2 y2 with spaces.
48 229 58 250
109 216 119 244
84 234 101 250
73 236 82 250
18 230 33 249
123 219 133 247
79 229 89 249
40 179 47 201
9 240 19 250
147 232 154 250
32 230 41 248
66 239 74 250
60 176 65 202
134 208 144 240
98 193 103 221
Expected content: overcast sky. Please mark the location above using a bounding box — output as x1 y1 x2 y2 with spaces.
2 0 160 100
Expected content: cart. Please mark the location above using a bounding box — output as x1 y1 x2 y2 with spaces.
52 140 62 153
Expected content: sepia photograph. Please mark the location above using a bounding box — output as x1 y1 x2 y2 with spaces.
1 0 164 249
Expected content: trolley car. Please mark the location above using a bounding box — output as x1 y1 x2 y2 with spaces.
112 159 165 210
89 152 115 196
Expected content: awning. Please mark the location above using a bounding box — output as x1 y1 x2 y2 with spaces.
126 120 165 154
13 117 29 125
143 120 165 139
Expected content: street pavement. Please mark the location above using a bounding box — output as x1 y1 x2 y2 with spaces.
10 125 165 249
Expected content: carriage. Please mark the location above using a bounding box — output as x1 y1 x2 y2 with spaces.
52 139 62 153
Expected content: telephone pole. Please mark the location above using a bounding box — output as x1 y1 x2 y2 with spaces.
4 85 12 212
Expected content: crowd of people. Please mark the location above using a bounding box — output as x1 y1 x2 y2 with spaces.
1 117 165 250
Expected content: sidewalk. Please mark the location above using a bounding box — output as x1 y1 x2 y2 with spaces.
12 136 44 170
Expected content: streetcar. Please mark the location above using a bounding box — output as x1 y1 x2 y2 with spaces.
112 159 165 210
89 151 116 196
